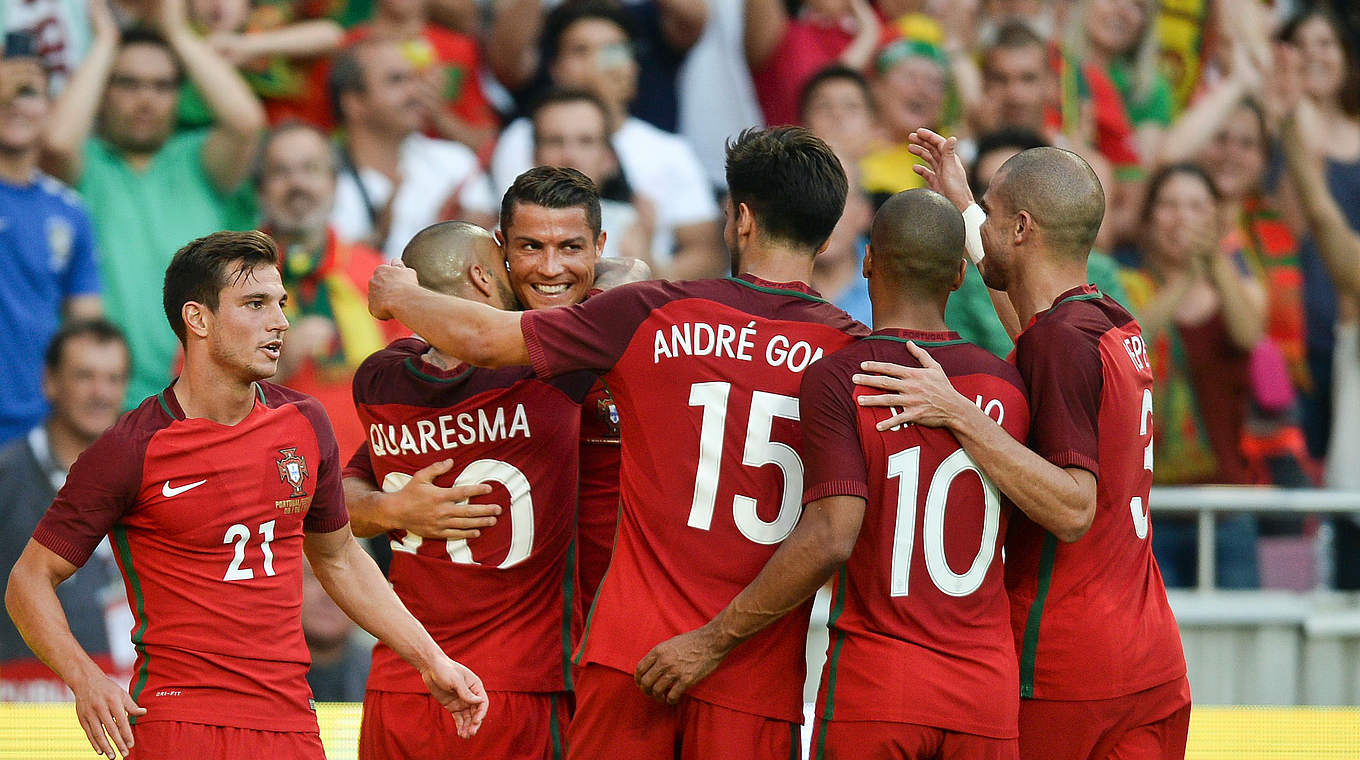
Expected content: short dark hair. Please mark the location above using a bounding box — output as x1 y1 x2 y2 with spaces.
44 319 128 371
870 189 965 296
163 231 280 343
798 64 873 124
988 20 1046 56
500 167 603 238
117 27 185 85
725 127 848 253
530 88 612 141
970 127 1049 192
327 42 368 125
542 2 635 69
1141 162 1220 222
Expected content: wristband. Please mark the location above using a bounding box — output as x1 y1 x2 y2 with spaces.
962 203 987 265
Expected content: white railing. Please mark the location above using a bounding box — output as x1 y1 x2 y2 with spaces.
1151 487 1360 592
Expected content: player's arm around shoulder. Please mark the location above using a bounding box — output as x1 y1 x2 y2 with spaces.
302 526 489 737
854 340 1096 542
368 262 527 368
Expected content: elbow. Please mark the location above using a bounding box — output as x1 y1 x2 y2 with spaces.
1053 506 1095 543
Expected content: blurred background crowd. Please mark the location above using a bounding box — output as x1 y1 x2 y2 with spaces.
1 0 1359 699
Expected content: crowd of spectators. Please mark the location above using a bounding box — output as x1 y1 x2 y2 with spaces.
3 0 1360 694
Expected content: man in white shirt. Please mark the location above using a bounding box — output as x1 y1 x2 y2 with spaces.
491 3 722 279
329 39 496 261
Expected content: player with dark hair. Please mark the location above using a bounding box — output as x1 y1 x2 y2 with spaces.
860 130 1189 760
369 127 867 758
637 189 1030 758
345 221 594 760
6 230 487 760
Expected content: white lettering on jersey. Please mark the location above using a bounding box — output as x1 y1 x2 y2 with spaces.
652 320 824 373
369 404 531 457
1122 335 1149 372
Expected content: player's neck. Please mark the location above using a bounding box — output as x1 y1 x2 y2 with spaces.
0 147 37 185
870 296 948 333
735 243 815 287
173 359 261 426
1009 253 1089 324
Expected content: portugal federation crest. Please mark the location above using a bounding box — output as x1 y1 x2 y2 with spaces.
276 447 310 498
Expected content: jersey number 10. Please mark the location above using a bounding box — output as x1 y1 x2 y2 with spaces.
887 447 1001 598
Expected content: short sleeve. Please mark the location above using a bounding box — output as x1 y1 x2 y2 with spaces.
800 357 870 504
56 199 101 298
342 441 374 483
1016 321 1102 475
520 281 662 379
297 400 351 533
33 430 143 567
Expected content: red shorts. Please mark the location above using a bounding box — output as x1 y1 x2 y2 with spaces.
127 721 324 759
1018 677 1191 760
810 719 1018 760
567 664 798 760
359 689 569 760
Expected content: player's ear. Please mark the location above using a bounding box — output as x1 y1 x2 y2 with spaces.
1013 210 1033 245
182 301 211 340
594 230 606 260
468 263 494 299
950 257 967 292
736 201 755 240
861 244 874 280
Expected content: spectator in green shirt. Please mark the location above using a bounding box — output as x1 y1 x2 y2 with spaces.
945 127 1129 357
40 0 265 406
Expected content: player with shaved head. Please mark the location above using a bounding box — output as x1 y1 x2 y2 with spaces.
860 130 1189 760
343 221 596 760
636 188 1031 758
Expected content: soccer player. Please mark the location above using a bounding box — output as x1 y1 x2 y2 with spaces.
368 127 867 759
633 189 1031 759
344 219 595 760
858 130 1190 759
5 231 487 760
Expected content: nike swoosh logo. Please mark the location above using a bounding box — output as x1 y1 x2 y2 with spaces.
162 479 207 497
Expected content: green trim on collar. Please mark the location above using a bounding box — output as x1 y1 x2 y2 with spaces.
725 276 827 303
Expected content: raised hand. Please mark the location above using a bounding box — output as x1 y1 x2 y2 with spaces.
907 128 976 212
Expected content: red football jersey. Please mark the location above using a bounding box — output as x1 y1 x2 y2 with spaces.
344 338 593 694
801 330 1030 738
1006 285 1186 700
576 380 621 621
521 274 867 721
33 382 348 731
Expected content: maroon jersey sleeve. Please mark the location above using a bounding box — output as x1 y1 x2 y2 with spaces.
800 351 870 504
520 280 668 378
293 395 350 533
32 423 146 567
1015 318 1101 475
343 441 374 482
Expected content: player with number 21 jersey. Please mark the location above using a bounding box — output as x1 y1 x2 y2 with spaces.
33 382 347 734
